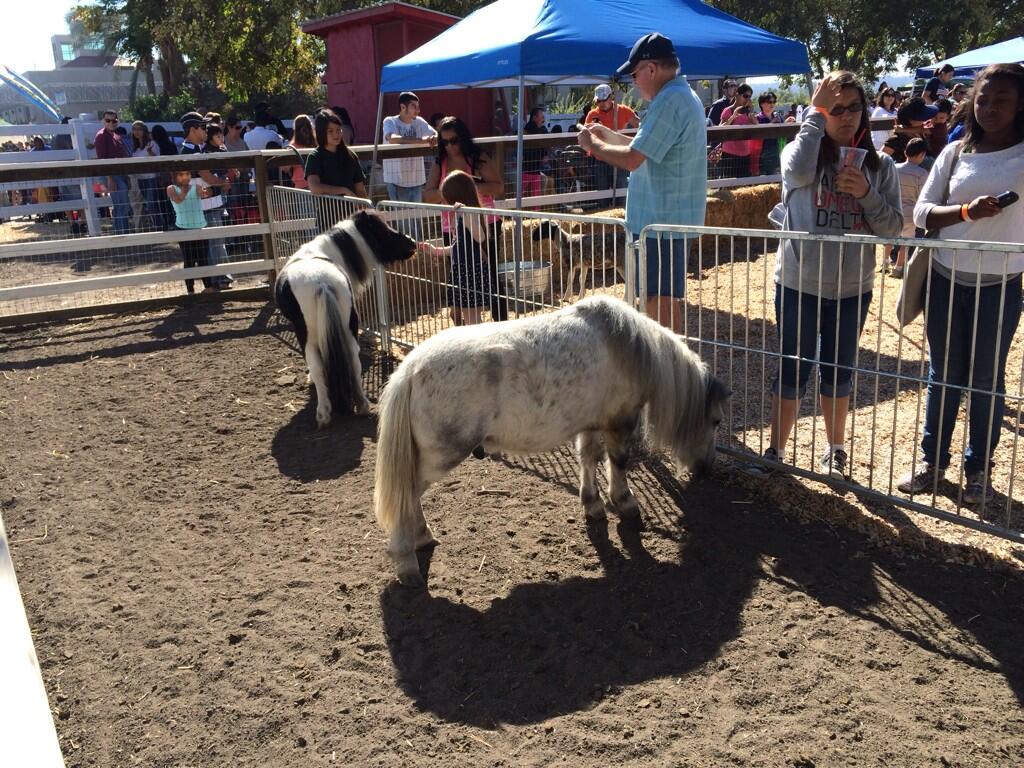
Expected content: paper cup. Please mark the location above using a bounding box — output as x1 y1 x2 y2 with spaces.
839 146 867 170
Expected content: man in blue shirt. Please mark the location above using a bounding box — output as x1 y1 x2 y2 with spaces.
578 33 707 332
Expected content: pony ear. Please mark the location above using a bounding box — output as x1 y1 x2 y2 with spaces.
705 376 731 410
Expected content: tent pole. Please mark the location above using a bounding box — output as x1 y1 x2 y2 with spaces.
513 76 526 312
369 90 385 197
804 71 814 99
515 76 525 209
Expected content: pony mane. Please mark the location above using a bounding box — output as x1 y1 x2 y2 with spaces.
575 297 708 454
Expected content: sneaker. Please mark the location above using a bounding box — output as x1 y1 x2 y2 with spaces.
744 446 780 477
890 266 904 279
896 464 944 494
820 448 849 480
963 471 994 506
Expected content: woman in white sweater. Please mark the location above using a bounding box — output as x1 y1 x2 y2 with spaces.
871 88 898 150
897 63 1024 505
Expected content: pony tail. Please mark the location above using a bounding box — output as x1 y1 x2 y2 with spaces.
374 367 419 536
316 284 355 413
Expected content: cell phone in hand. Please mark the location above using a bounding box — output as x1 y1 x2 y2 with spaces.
996 190 1019 209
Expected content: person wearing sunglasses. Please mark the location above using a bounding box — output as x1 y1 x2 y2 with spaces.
755 91 783 176
93 109 132 235
718 83 756 178
577 32 707 333
748 71 902 482
424 116 507 320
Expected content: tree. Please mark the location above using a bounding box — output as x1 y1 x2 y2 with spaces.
707 0 906 82
708 0 1024 84
70 0 495 107
73 1 188 96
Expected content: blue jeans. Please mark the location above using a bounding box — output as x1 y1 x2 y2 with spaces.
138 177 162 230
921 269 1022 473
204 208 233 288
386 183 424 241
634 235 687 299
108 175 131 234
772 284 872 399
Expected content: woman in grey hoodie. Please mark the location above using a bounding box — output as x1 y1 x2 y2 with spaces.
753 72 903 481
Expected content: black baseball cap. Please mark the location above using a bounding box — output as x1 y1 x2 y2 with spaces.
615 33 677 77
897 97 938 124
180 111 211 131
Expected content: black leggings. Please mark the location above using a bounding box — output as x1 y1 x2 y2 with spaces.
178 229 211 293
444 222 509 320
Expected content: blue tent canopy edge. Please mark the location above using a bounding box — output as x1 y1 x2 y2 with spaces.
380 0 811 92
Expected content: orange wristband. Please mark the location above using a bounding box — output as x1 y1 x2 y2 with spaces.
961 203 971 222
814 106 829 116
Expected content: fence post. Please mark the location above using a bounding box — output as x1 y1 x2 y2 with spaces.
70 119 101 236
373 262 393 358
254 154 277 284
624 227 637 310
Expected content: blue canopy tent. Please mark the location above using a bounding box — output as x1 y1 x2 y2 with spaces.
915 37 1024 79
372 0 810 205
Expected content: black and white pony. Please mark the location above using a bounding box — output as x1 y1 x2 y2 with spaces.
374 295 730 586
274 210 417 426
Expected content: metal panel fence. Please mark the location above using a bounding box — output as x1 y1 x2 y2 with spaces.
640 224 1024 545
261 190 1024 545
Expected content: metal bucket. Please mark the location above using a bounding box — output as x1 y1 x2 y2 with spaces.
495 260 551 300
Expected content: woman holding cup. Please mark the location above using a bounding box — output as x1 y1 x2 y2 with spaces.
749 71 902 481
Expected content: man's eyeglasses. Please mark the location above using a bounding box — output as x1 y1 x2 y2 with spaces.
828 102 864 116
441 136 460 147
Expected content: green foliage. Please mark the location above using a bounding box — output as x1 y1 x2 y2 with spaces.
707 0 1024 84
121 91 198 122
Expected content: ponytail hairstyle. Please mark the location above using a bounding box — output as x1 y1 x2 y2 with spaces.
816 71 881 174
439 169 482 207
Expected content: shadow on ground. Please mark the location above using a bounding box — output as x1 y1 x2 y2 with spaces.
381 449 1024 727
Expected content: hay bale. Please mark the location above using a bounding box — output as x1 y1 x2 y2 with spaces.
705 184 780 229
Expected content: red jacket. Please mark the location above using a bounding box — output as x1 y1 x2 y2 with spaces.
94 129 129 160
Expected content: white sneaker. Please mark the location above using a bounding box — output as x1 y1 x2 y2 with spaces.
819 448 849 480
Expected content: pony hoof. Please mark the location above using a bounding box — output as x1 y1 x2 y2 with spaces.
315 407 331 427
583 499 607 520
355 398 371 415
613 495 641 519
397 571 426 588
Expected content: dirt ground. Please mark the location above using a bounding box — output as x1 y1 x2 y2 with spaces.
2 301 1024 767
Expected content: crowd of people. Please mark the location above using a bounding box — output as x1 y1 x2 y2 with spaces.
5 46 1023 507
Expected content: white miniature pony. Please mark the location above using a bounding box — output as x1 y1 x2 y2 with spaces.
274 210 417 426
374 295 730 586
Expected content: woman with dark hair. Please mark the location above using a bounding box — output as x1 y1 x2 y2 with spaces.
754 91 782 175
129 120 160 230
871 88 898 149
424 116 507 319
289 114 316 189
897 63 1024 504
149 124 177 229
305 108 366 231
749 71 902 481
224 115 248 152
522 106 548 197
719 83 755 177
331 106 355 146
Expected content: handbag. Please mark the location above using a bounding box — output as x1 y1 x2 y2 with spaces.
895 143 964 327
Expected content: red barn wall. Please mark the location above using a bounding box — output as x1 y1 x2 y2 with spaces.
320 16 494 144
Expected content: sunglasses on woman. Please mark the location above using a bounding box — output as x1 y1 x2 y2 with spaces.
828 102 864 116
441 136 460 147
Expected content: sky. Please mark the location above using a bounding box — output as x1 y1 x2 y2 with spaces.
1 0 75 73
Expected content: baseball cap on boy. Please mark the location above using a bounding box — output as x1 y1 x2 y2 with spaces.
594 84 613 101
180 111 211 131
897 97 938 124
615 33 677 77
